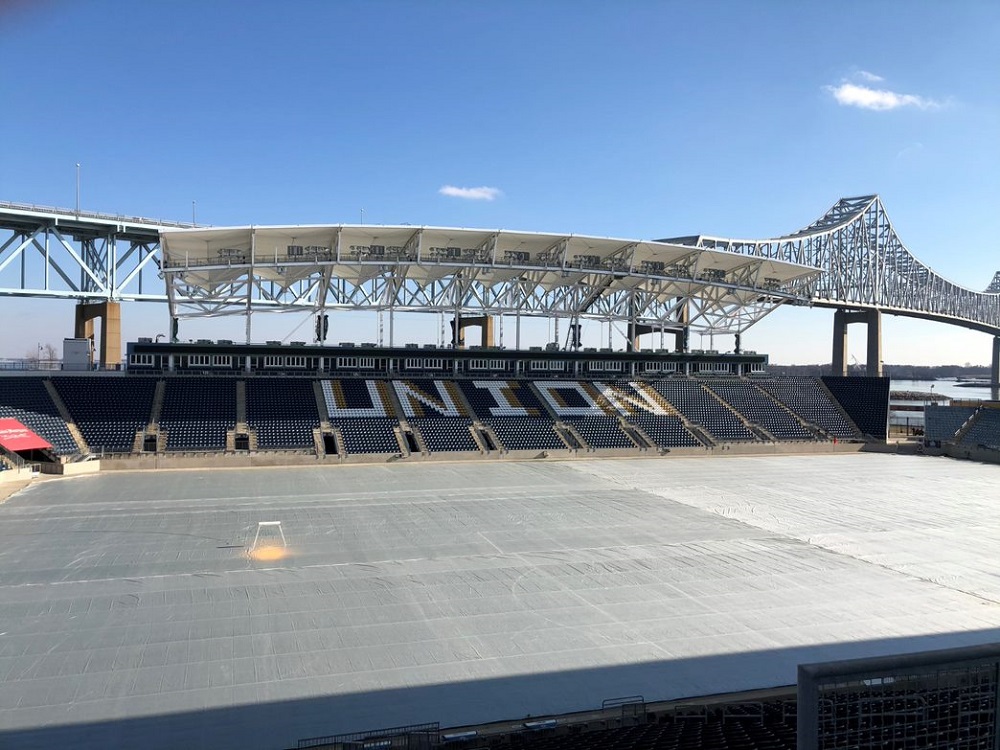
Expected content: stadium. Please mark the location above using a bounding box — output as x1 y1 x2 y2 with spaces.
2 196 1000 750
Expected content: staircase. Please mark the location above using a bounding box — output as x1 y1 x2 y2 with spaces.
42 380 90 454
150 379 166 426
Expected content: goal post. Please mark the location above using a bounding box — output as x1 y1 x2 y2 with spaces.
249 521 288 562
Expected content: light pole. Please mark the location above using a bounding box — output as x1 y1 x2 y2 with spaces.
75 163 80 214
192 200 197 226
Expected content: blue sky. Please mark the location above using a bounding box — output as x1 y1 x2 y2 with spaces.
2 0 999 365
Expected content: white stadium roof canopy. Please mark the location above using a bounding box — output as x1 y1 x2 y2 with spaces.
160 225 820 336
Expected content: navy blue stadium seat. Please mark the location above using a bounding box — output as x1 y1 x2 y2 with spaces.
335 416 400 454
160 378 236 451
627 413 702 448
706 380 813 440
0 377 78 454
924 404 976 444
821 376 889 439
563 415 635 449
755 377 859 439
410 417 479 452
246 378 319 450
54 376 157 453
959 408 1000 450
652 379 756 442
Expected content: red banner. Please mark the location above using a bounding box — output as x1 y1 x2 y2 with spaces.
0 418 53 451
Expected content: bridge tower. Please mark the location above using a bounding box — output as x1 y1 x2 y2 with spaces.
74 301 121 369
450 315 495 349
992 337 1000 391
832 309 882 377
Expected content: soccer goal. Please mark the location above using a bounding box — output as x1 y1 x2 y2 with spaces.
248 521 288 562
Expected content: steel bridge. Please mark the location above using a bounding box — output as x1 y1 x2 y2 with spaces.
1 196 998 378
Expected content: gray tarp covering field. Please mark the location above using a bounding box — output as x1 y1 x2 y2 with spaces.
2 454 1000 749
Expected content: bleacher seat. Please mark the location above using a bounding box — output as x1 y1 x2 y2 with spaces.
482 417 565 451
706 380 813 440
0 377 77 454
652 380 756 442
335 416 400 454
322 379 401 454
438 698 798 750
410 417 479 452
563 416 636 449
755 377 859 439
458 381 566 451
160 378 236 451
924 404 976 444
627 413 702 448
960 408 1000 450
53 376 157 453
246 378 318 449
393 379 468 417
821 376 889 439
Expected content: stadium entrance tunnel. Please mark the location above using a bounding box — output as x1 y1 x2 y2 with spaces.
321 433 339 455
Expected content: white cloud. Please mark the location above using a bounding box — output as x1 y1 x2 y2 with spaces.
825 81 941 111
438 185 503 201
896 142 925 160
856 70 884 83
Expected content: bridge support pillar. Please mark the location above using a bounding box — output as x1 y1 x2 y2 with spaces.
991 336 1000 400
627 322 654 352
832 309 850 376
832 308 882 377
450 315 494 349
75 301 121 369
866 309 882 377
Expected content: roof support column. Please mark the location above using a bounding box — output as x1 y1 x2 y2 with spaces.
245 228 255 344
675 299 690 353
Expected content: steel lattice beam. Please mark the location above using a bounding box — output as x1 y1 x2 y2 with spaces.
4 196 999 341
670 195 1000 335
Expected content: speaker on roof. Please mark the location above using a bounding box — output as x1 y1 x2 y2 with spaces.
315 314 329 342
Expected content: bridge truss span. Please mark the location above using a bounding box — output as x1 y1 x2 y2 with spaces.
668 195 1000 336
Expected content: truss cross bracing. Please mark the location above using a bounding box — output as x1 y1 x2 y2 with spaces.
0 201 186 304
666 195 1000 336
3 196 999 342
156 225 817 339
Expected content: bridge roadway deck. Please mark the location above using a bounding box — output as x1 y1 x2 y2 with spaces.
2 455 1000 749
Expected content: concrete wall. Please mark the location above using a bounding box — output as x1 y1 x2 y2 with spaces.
97 440 866 472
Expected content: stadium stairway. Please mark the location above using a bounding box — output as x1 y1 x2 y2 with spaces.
310 380 346 459
150 379 166 425
235 380 247 425
814 378 864 439
559 420 588 450
42 380 89 454
953 406 986 445
621 419 657 449
700 383 769 442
